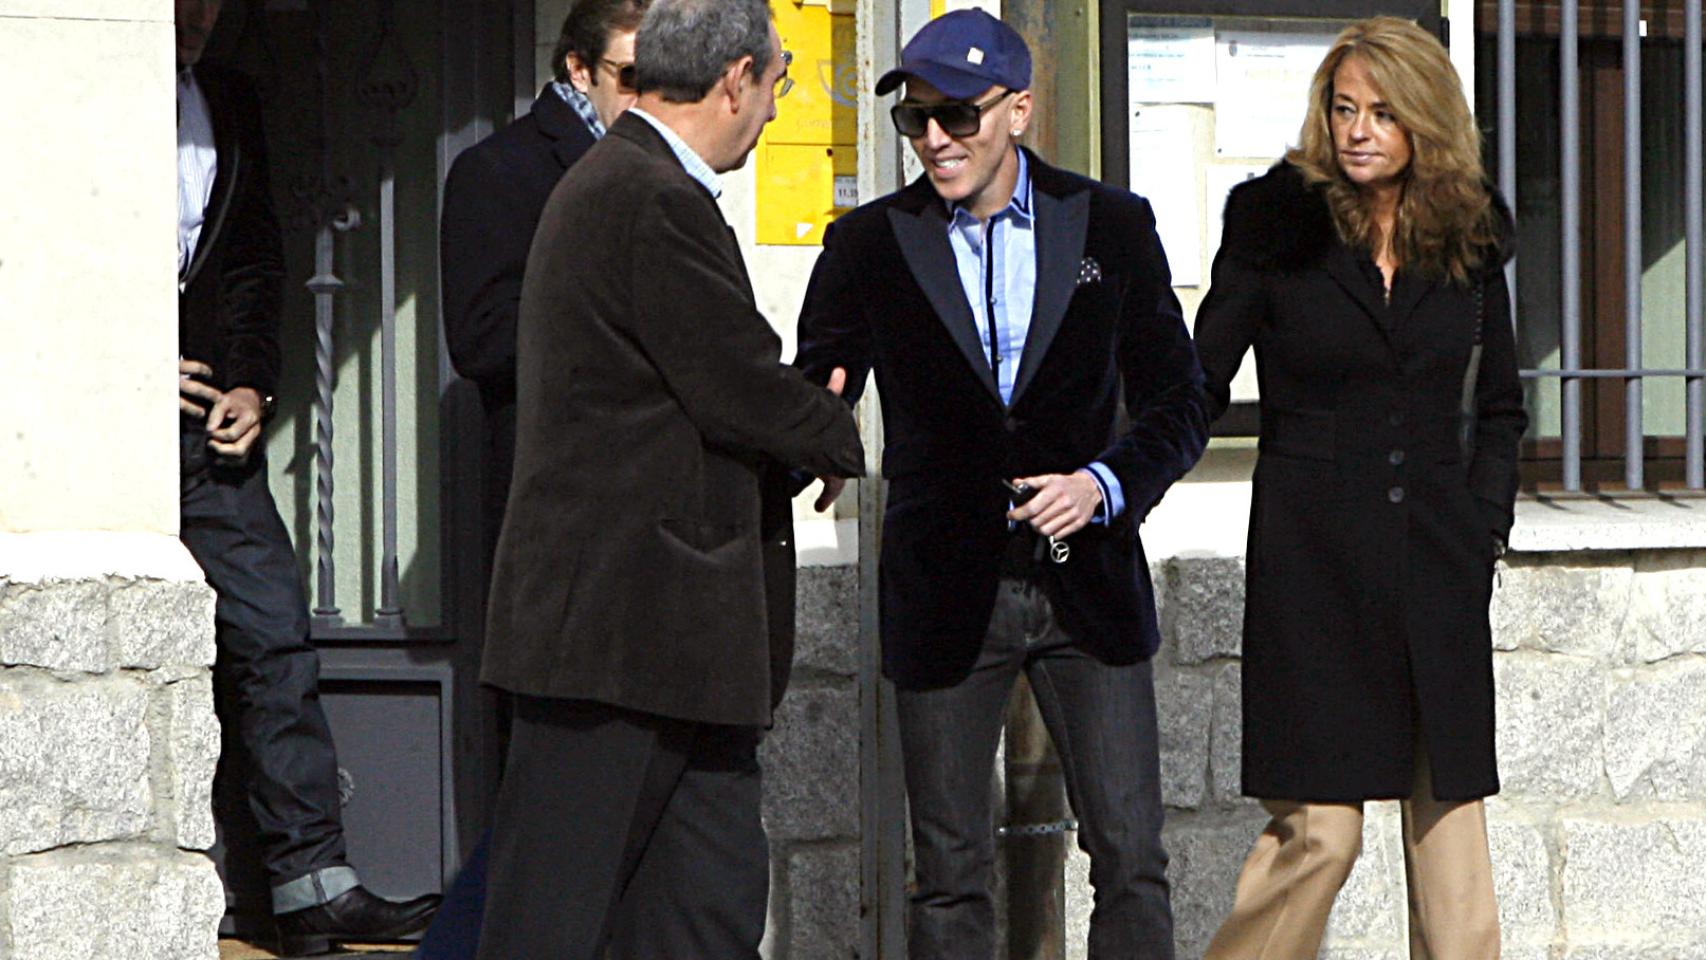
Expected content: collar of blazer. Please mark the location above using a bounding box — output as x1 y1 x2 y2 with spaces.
884 148 1090 410
605 111 725 201
180 64 244 291
531 84 600 170
603 113 745 273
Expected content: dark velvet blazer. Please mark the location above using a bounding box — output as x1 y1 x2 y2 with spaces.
796 151 1209 690
440 87 599 562
480 114 865 728
178 64 284 400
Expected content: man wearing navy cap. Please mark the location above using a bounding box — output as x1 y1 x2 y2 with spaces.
796 9 1207 957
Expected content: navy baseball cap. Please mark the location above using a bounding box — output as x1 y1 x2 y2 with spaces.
875 9 1031 100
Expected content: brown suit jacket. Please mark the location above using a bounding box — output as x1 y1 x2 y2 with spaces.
480 113 864 727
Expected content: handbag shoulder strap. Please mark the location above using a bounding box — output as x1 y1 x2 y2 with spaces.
1459 276 1488 462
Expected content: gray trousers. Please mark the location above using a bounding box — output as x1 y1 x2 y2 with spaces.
896 577 1175 960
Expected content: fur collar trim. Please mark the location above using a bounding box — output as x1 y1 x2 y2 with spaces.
1218 161 1516 276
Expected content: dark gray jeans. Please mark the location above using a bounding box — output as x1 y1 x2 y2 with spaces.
896 577 1175 960
179 428 353 912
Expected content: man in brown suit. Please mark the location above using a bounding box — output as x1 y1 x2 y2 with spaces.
474 0 863 956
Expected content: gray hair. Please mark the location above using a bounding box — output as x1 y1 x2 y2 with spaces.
633 0 774 103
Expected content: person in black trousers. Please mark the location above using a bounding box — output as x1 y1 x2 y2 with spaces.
473 0 863 953
422 1 648 955
173 0 439 954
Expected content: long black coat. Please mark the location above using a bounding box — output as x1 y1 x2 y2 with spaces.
440 87 598 565
796 152 1209 689
1194 163 1525 802
480 115 864 727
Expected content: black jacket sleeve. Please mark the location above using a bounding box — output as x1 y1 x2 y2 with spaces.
1193 239 1267 424
217 74 285 398
794 219 874 401
439 145 532 396
1468 269 1528 542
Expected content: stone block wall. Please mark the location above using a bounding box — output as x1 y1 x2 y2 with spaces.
0 562 224 959
771 548 1706 957
1105 548 1706 960
762 566 863 960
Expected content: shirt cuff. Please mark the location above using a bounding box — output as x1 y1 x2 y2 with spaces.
1084 462 1124 524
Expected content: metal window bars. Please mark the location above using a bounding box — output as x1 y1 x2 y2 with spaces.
1496 0 1706 492
296 0 418 630
356 0 418 628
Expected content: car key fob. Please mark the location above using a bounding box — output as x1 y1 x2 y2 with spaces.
1002 479 1038 507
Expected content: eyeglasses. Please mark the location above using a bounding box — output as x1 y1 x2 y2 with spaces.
774 50 795 99
890 89 1014 138
616 50 793 98
601 58 637 93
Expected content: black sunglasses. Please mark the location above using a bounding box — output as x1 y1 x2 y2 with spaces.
890 89 1014 138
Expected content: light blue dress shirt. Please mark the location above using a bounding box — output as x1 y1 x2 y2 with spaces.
627 108 722 199
946 148 1124 521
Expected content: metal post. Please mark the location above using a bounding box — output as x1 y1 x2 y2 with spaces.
1687 0 1704 489
1560 0 1583 491
857 0 907 955
310 226 345 627
375 161 403 625
359 0 418 626
308 0 357 628
1498 0 1518 326
1625 0 1644 490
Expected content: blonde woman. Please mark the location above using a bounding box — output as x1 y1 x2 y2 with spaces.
1194 17 1525 959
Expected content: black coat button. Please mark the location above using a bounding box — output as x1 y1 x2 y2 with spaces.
1388 486 1405 503
1389 450 1406 466
1388 411 1405 427
1004 416 1019 433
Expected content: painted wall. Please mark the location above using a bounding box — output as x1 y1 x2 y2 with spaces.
0 0 181 534
0 4 224 957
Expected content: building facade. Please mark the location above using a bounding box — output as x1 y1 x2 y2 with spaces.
4 0 1705 956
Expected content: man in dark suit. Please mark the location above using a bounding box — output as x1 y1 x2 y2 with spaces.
172 0 439 954
440 0 649 570
474 0 863 956
795 11 1209 958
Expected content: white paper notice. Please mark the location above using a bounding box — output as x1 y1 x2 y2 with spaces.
1128 105 1201 287
1204 164 1272 259
1213 30 1335 160
1127 17 1216 104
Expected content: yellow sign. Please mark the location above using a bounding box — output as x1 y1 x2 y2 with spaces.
758 0 857 245
756 143 857 246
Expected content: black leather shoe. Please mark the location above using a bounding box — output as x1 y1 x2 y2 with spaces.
271 885 442 956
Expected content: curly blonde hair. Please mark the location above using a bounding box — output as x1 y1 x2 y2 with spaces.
1286 16 1499 283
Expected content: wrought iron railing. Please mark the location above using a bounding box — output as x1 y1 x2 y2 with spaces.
254 0 431 632
1496 0 1706 491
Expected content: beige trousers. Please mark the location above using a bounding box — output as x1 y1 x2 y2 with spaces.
1202 751 1499 960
